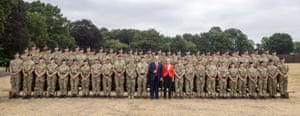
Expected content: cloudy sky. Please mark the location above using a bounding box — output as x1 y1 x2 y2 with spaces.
25 0 300 43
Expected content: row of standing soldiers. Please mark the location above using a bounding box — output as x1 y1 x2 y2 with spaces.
9 46 289 98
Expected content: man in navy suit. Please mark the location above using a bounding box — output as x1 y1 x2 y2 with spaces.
148 56 163 99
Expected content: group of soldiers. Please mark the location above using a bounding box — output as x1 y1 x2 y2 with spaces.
9 45 289 99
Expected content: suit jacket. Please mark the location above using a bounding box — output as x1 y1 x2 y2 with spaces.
163 64 174 78
148 62 163 80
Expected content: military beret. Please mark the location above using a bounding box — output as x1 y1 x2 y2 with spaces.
27 53 32 56
83 59 88 62
240 62 243 64
269 59 273 62
280 57 284 60
73 59 77 62
62 59 67 62
249 62 253 64
39 57 44 60
230 62 234 65
271 50 276 53
259 61 264 64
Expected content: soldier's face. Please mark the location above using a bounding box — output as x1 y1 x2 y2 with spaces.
39 59 44 64
281 59 285 63
73 61 77 65
24 49 28 53
27 56 32 60
15 54 19 59
62 61 66 65
51 60 55 64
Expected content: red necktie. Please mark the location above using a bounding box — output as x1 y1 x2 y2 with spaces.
155 62 158 76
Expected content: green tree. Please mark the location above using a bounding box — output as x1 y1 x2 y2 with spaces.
25 11 48 47
294 41 300 54
25 1 75 48
0 0 18 34
261 33 294 54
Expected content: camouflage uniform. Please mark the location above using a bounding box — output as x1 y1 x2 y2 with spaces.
257 64 268 96
136 60 148 96
206 63 217 96
195 62 206 97
126 61 137 98
229 66 239 97
46 62 57 96
277 62 289 97
238 65 248 96
57 63 70 96
9 58 23 96
102 61 113 96
70 63 80 96
22 58 35 96
185 63 194 97
248 67 258 97
267 63 278 97
81 64 91 96
174 62 185 97
218 65 229 97
34 61 46 96
91 62 102 96
114 59 126 97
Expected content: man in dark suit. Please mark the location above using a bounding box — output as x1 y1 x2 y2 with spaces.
148 56 163 99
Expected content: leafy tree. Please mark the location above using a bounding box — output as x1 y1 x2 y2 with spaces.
70 19 103 49
25 1 75 48
261 33 294 54
294 41 300 54
0 0 29 58
0 0 18 34
25 11 48 47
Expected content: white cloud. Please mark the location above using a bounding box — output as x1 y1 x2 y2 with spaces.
24 0 300 43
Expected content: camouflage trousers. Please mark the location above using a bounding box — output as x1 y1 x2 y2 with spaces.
248 80 257 96
23 73 33 96
137 75 147 96
10 73 21 96
185 77 193 97
35 76 45 96
238 79 247 96
47 75 57 95
175 77 184 97
229 80 238 96
115 74 125 97
219 79 227 97
70 77 79 95
279 76 288 96
92 76 101 96
258 79 268 96
268 78 277 97
206 78 216 96
196 77 205 97
127 77 136 97
81 78 90 96
103 76 111 96
59 77 68 96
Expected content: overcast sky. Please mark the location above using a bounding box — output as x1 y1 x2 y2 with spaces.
25 0 300 43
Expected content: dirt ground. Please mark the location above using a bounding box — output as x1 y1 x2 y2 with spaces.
0 64 299 116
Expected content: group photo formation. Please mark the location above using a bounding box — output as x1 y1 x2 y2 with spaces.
8 45 289 99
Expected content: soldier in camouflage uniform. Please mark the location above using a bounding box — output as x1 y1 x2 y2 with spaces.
77 49 87 66
238 62 248 97
102 59 113 97
277 58 289 98
185 60 195 97
88 49 98 65
195 60 206 97
126 58 137 99
81 60 91 97
9 53 23 97
229 63 239 97
21 48 29 60
46 58 57 97
257 61 268 97
136 57 148 97
267 60 279 98
114 55 126 97
34 58 47 97
174 59 185 98
70 59 80 96
218 62 229 98
91 59 102 96
57 60 70 97
22 54 35 97
206 60 218 97
55 49 64 66
248 62 258 97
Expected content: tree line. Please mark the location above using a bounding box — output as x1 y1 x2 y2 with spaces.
0 0 298 65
